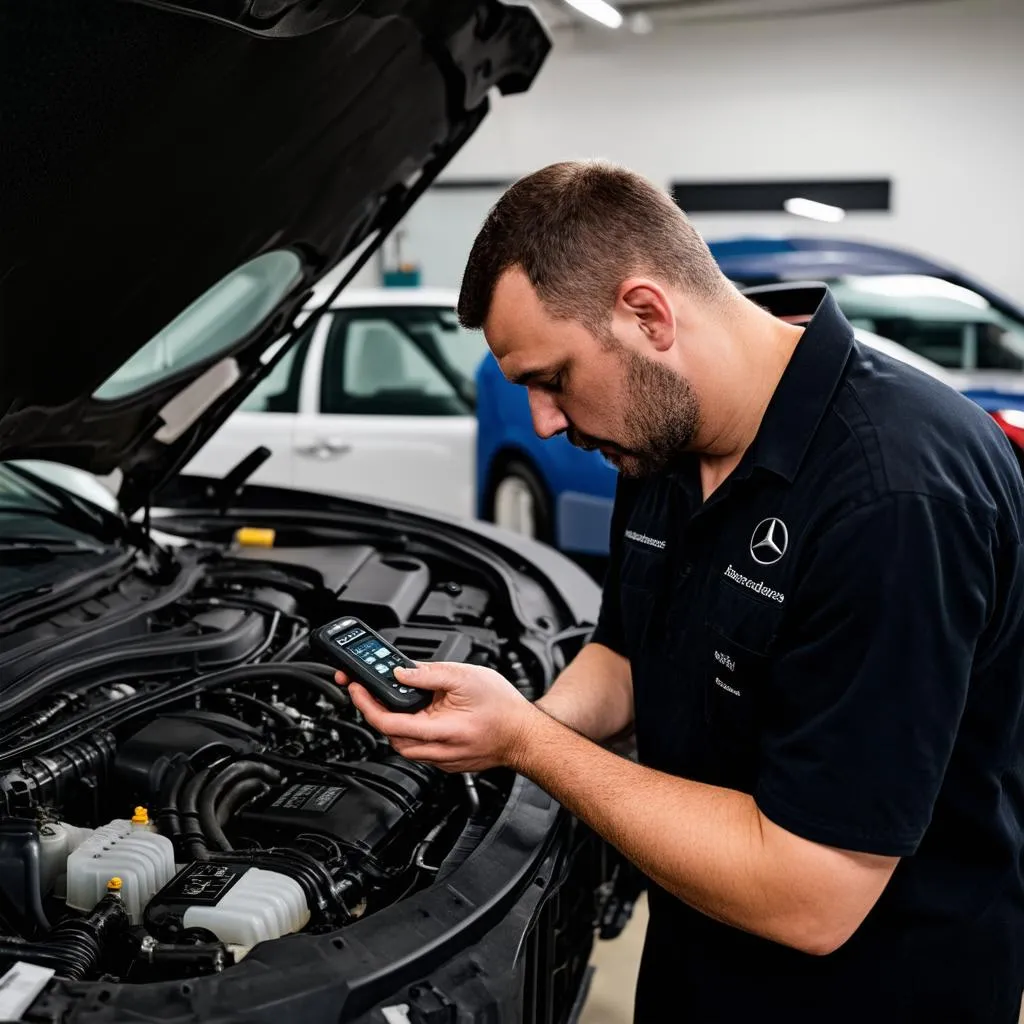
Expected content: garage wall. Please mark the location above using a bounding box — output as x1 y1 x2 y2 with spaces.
385 0 1023 303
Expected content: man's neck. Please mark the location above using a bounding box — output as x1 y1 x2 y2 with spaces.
696 308 805 501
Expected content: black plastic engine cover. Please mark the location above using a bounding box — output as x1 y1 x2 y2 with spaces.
415 582 490 626
115 717 258 800
377 627 472 664
237 758 437 860
336 554 431 628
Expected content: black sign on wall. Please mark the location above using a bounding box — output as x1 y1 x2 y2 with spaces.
671 179 891 214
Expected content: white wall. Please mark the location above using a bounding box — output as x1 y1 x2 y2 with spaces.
388 0 1024 303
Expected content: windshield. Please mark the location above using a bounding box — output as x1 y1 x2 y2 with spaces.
0 462 118 543
828 275 1024 372
93 250 304 400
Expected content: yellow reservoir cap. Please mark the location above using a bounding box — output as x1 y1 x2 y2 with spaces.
107 877 123 892
235 527 276 548
131 806 149 825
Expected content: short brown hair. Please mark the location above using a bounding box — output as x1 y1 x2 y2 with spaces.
457 160 729 332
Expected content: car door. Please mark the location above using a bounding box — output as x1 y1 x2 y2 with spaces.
291 309 476 519
183 326 316 487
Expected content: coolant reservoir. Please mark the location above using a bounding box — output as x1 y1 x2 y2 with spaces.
39 821 94 895
182 867 309 946
144 862 310 946
66 818 175 924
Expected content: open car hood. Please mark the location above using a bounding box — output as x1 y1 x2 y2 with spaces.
0 0 548 514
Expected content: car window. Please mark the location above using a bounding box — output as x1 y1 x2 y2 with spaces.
94 250 303 400
830 275 1024 372
398 307 487 383
237 326 313 413
320 314 471 416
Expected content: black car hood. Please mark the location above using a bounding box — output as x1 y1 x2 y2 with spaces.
0 0 548 514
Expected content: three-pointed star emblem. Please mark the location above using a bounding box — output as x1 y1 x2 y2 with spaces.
750 517 789 565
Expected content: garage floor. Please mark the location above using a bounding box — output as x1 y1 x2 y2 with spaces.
579 895 647 1024
578 895 1024 1024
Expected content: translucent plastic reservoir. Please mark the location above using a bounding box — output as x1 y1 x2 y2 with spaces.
182 867 310 946
65 819 176 924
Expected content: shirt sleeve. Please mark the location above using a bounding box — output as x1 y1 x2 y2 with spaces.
589 475 640 656
755 492 996 857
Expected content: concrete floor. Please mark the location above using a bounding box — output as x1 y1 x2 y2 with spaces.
579 895 647 1024
578 895 1024 1024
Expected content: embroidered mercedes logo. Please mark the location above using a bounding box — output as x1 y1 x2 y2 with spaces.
750 517 789 565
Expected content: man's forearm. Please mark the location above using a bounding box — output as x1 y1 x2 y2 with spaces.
507 706 894 956
534 642 634 742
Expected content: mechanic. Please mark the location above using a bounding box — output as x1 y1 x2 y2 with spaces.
335 161 1024 1022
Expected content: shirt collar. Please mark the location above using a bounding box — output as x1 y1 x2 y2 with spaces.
742 282 855 483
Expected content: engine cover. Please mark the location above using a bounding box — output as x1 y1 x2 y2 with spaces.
236 758 438 861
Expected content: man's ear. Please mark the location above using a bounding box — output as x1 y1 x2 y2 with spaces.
617 278 675 352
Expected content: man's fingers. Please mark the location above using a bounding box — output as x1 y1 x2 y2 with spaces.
389 740 462 767
334 670 350 686
349 684 448 742
394 661 463 689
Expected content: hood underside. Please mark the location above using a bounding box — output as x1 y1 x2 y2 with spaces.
0 0 548 513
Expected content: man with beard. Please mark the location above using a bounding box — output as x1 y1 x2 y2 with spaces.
335 162 1024 1022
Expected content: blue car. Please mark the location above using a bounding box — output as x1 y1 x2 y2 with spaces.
476 237 1024 559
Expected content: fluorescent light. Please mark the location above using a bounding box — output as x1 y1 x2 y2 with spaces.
783 197 846 223
563 0 623 28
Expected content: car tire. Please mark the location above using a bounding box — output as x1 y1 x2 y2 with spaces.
489 460 553 543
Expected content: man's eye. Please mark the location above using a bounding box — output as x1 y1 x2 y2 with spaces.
541 373 563 393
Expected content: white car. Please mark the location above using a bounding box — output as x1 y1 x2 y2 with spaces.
185 288 488 520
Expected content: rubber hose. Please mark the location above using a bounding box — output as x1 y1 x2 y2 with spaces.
326 718 379 755
158 759 192 838
270 629 310 663
179 767 212 860
198 762 280 852
210 778 270 851
0 891 128 980
17 833 51 934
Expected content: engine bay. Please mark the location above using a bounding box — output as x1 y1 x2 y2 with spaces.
0 530 557 986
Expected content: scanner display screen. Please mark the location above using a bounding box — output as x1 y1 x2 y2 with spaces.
347 636 396 665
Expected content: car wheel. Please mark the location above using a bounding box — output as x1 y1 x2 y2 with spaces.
490 461 552 542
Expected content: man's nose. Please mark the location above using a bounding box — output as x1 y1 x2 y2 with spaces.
528 388 569 440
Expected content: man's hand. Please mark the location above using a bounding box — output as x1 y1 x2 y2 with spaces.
335 661 541 772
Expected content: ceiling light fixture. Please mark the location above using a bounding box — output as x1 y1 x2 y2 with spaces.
783 197 846 223
563 0 623 29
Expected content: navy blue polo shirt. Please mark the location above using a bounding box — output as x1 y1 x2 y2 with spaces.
592 284 1024 1022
